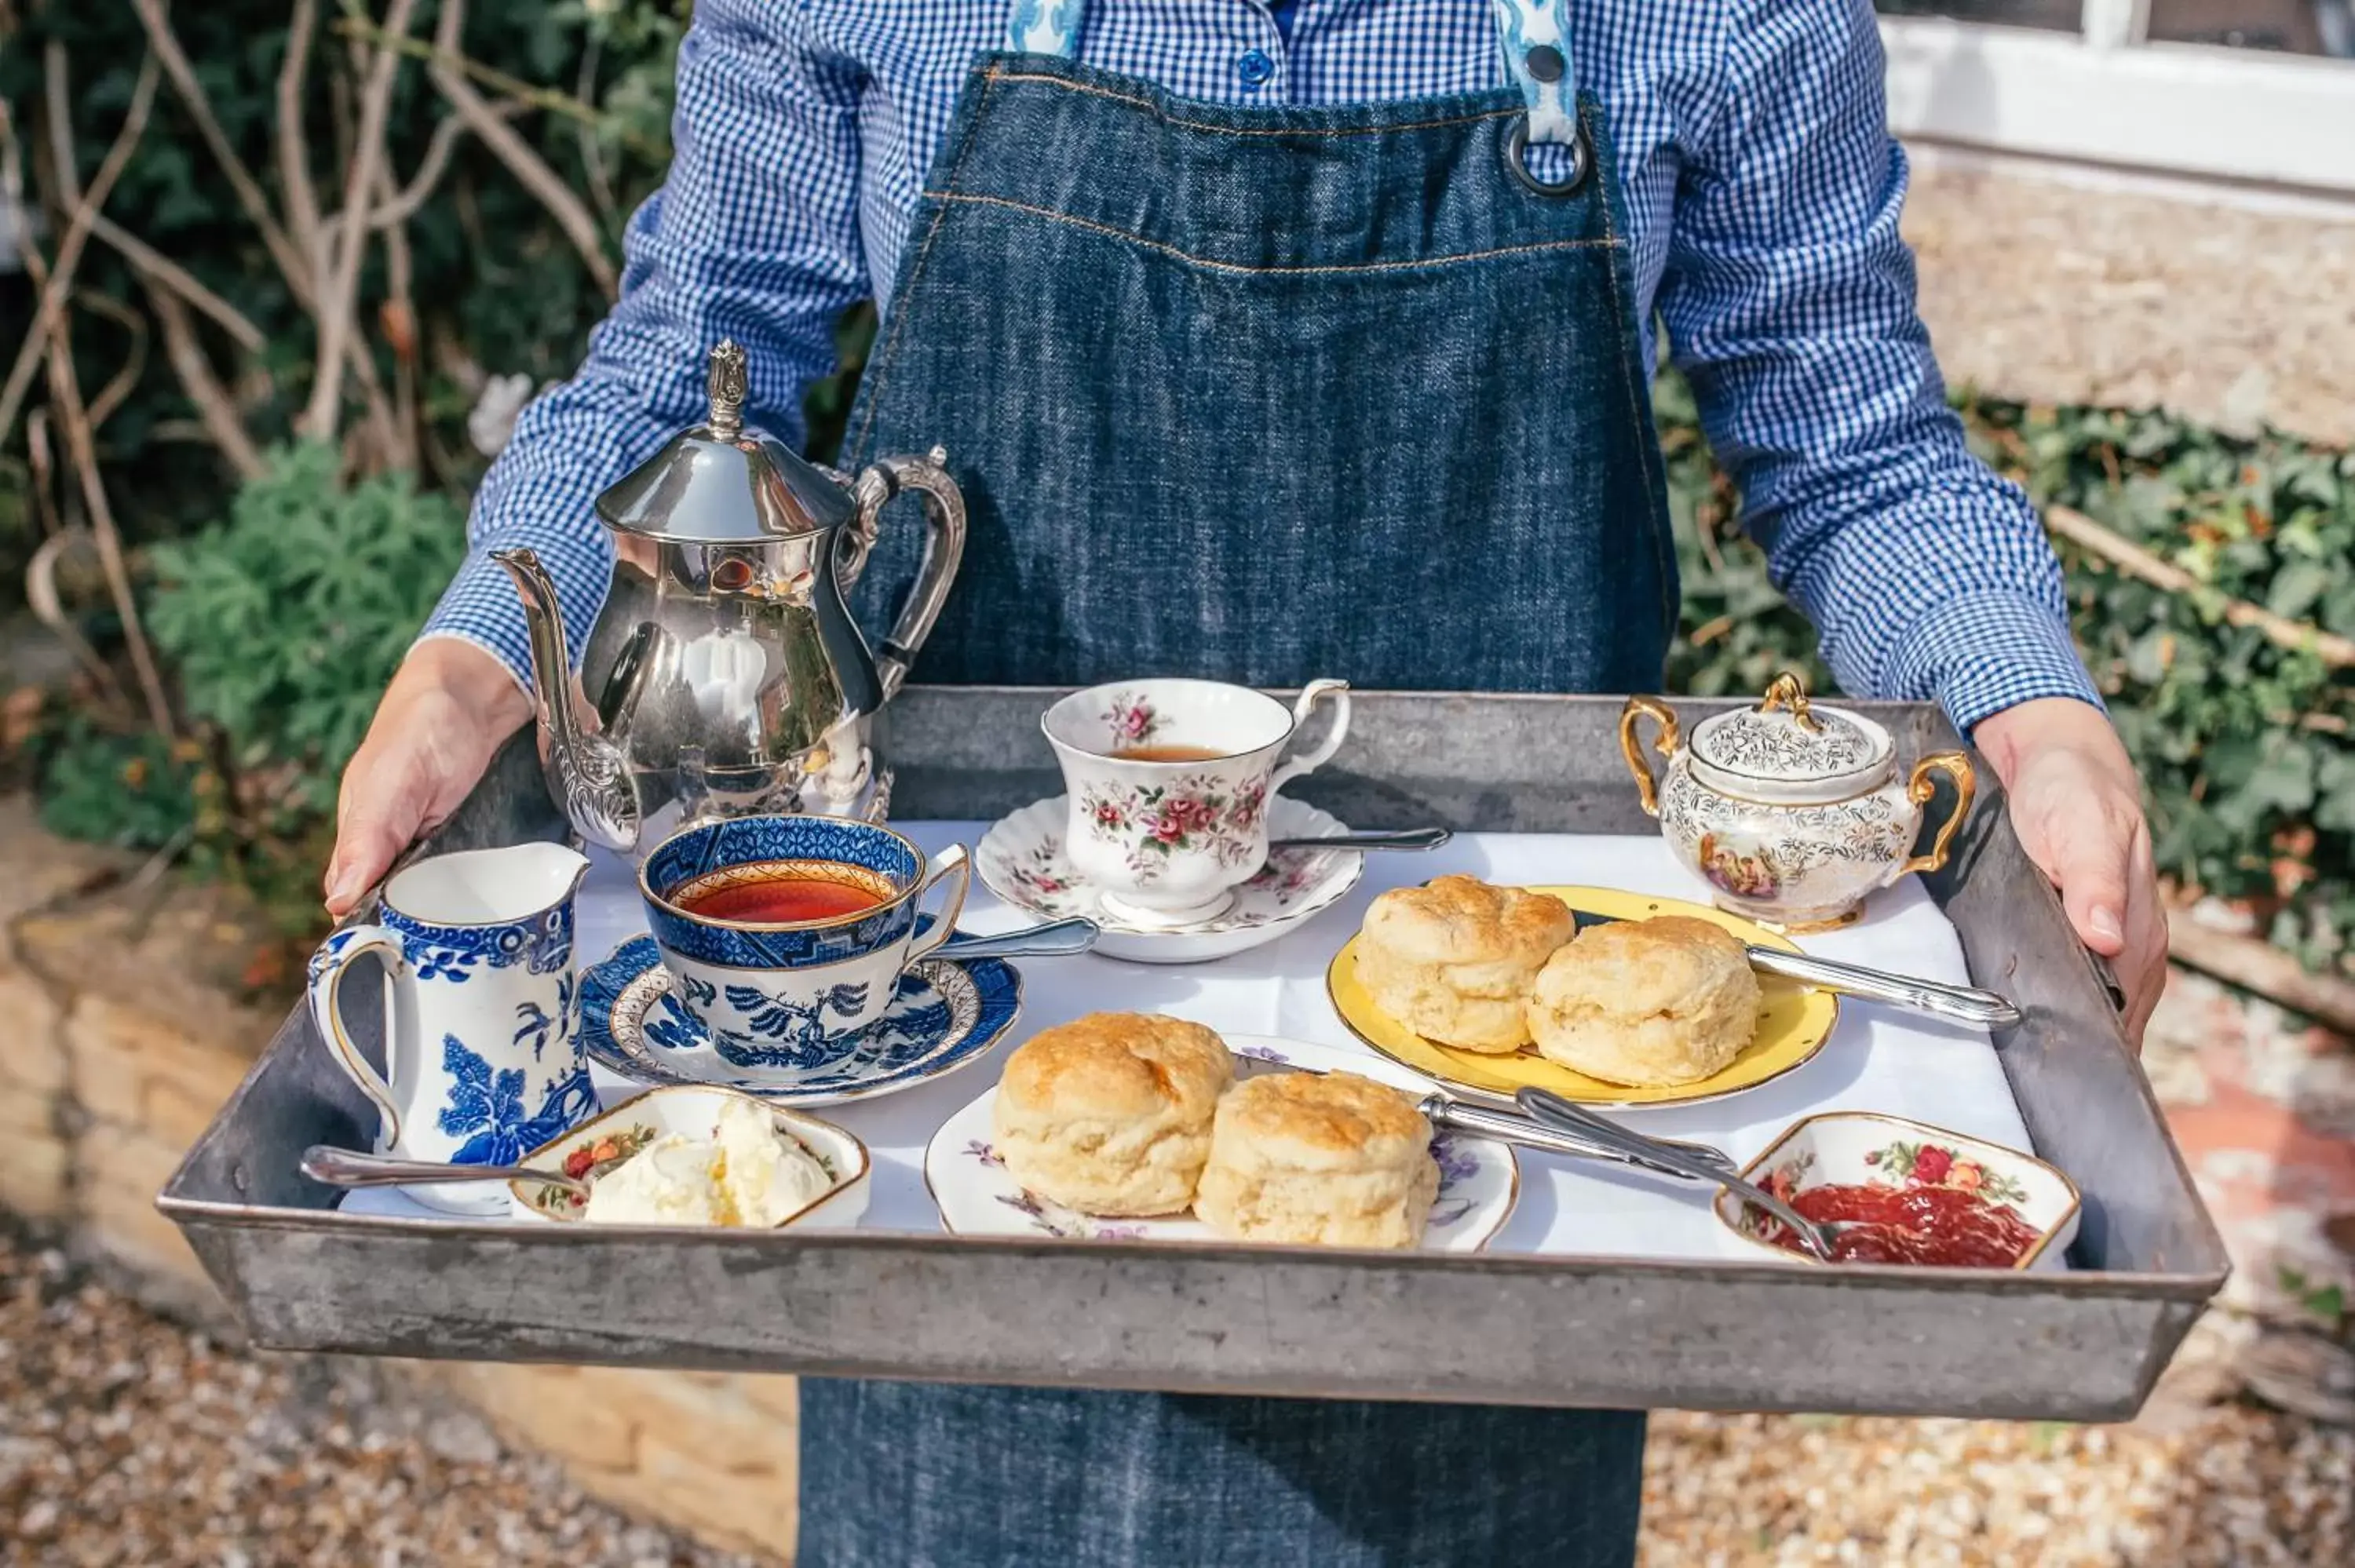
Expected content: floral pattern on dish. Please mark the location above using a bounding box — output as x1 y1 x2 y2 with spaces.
979 797 1357 936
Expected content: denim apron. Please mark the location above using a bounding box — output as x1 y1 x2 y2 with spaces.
813 5 1670 1563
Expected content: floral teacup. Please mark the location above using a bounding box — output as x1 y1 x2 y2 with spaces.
1042 677 1351 926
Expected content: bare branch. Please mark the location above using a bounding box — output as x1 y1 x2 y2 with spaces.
425 5 617 298
144 280 267 481
26 530 137 711
316 99 521 257
2045 504 2355 671
83 212 267 352
334 12 628 140
305 0 421 441
27 194 177 739
128 0 316 306
575 34 620 235
277 0 325 292
376 162 419 472
75 287 152 432
0 49 159 448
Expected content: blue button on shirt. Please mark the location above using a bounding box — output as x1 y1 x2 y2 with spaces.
423 0 2101 733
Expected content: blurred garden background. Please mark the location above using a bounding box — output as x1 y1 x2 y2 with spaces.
0 2 2351 1563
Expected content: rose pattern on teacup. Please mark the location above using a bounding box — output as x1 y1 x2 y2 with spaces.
1043 677 1351 922
1100 691 1166 749
1078 775 1267 882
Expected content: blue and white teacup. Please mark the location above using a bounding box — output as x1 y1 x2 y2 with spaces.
306 841 596 1215
637 815 972 1072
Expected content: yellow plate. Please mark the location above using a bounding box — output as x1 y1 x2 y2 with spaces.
1325 885 1839 1108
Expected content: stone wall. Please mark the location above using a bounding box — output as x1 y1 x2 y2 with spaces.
2 798 2349 1557
0 800 798 1562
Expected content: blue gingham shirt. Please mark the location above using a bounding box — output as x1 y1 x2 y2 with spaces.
422 0 2101 731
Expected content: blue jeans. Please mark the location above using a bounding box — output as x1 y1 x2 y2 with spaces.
797 1381 1645 1567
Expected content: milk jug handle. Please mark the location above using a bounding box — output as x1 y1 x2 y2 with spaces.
306 927 407 1148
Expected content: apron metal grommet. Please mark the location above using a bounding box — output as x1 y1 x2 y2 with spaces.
1502 116 1590 199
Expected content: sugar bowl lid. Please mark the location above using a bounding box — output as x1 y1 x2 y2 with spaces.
1688 673 1894 804
593 341 856 544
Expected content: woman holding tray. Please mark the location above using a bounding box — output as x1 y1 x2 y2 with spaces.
327 3 2167 1563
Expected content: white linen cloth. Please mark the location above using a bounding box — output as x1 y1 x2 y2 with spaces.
344 825 2034 1262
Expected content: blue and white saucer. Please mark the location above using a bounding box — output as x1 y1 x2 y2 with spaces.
580 936 1022 1105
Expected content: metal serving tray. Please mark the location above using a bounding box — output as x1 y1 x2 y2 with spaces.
159 690 2228 1420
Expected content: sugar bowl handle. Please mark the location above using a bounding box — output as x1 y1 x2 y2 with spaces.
845 447 969 700
1895 751 1977 881
1618 695 1681 817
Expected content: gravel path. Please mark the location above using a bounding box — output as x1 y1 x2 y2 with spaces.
5 1230 2348 1566
0 1236 756 1568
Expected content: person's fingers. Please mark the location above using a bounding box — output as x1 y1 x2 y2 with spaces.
2038 799 2134 961
324 781 421 916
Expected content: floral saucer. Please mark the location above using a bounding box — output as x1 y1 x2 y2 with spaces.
923 1035 1518 1250
579 936 1021 1105
976 797 1364 965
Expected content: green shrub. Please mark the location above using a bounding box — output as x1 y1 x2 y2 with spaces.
144 443 468 811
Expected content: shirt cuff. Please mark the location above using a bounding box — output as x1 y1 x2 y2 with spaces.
1882 589 2104 735
418 541 610 695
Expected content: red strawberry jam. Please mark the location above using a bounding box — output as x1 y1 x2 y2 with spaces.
1764 1183 2043 1267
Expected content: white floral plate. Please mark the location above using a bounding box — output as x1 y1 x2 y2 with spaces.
976 797 1364 964
923 1034 1517 1250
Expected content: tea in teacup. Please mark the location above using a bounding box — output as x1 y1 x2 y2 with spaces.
1112 744 1229 763
1042 677 1351 927
670 863 892 924
639 817 970 1074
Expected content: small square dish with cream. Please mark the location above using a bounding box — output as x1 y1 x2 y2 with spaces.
509 1086 870 1229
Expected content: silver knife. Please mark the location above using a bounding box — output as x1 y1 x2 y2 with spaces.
1568 908 2021 1030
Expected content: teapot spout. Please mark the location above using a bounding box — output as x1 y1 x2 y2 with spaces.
491 548 641 853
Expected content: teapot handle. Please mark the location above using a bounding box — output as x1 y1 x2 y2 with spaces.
1618 696 1681 818
845 447 968 700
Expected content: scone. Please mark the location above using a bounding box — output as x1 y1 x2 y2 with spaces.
1194 1071 1440 1249
991 1012 1233 1216
1524 917 1761 1087
1356 875 1575 1052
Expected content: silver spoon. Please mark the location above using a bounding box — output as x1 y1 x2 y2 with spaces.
937 916 1101 960
300 1143 590 1201
1265 827 1452 852
1513 1088 1845 1262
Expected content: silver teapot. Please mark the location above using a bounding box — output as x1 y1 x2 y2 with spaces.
494 341 966 855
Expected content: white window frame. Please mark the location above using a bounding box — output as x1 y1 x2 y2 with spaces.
1880 5 2355 195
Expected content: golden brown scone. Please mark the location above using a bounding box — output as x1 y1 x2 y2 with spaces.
992 1013 1233 1216
1194 1071 1440 1249
1355 875 1575 1052
1524 916 1761 1087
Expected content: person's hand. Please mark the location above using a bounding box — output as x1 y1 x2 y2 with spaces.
323 638 536 917
1971 696 2167 1046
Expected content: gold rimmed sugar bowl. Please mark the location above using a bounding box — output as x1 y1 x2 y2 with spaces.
1619 673 1974 931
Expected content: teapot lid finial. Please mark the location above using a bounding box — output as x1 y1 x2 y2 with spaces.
591 339 856 544
707 341 749 441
